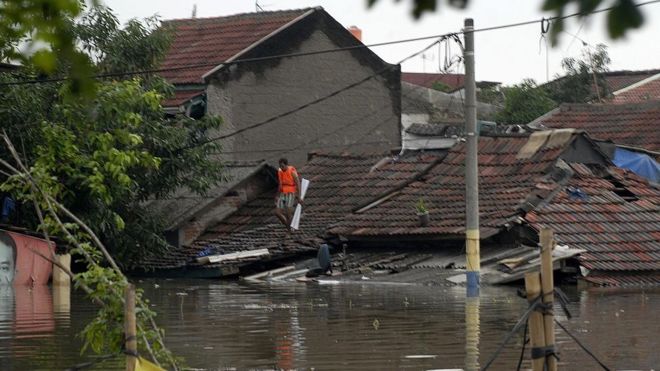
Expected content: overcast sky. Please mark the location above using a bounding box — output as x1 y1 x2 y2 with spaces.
101 0 660 85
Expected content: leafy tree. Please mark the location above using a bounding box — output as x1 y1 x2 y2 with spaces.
0 0 96 95
496 79 557 125
0 6 224 267
366 0 646 41
545 44 611 103
476 86 504 106
431 81 452 92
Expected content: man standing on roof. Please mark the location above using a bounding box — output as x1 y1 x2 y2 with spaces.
275 158 302 233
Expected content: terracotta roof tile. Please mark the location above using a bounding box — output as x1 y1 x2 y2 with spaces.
581 271 660 286
602 69 660 92
529 165 660 273
611 76 660 104
162 89 204 108
535 101 660 152
159 9 313 84
142 150 447 270
331 135 566 238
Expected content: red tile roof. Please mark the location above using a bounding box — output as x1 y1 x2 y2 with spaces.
159 9 313 84
402 72 465 91
162 89 205 108
579 271 660 286
527 164 660 275
142 150 447 270
202 151 446 240
330 135 570 238
611 75 660 104
543 69 660 102
602 69 660 93
534 101 660 152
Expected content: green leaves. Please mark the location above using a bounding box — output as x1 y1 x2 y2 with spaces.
496 79 557 125
542 0 646 43
363 0 648 40
607 0 644 39
547 44 610 103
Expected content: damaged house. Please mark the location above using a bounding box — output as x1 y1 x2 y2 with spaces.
530 100 660 183
140 130 660 287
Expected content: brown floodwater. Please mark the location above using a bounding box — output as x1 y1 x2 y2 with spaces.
0 279 658 370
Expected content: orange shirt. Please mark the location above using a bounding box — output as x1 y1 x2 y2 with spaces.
277 166 298 194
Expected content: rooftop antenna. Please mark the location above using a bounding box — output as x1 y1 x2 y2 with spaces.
191 4 197 18
256 1 265 12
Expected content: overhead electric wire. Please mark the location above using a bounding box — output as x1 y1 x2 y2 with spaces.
0 0 658 87
178 37 445 150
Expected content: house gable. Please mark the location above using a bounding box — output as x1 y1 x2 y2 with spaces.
159 8 314 84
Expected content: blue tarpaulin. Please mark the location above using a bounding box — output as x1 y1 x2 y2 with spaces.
613 147 660 183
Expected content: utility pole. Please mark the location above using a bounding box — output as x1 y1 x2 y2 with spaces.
464 18 480 297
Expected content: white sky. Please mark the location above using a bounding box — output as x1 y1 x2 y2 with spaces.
101 0 660 85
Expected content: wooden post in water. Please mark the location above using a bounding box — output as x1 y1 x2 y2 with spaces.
125 283 137 371
52 254 71 313
540 228 557 371
525 272 546 371
52 253 71 286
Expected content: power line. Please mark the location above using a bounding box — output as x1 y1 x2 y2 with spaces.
178 37 445 151
1 0 658 87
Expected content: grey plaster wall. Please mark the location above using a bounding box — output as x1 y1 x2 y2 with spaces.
206 28 401 166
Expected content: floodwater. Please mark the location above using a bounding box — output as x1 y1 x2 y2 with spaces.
0 280 658 371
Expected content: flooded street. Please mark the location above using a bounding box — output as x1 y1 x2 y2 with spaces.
0 280 658 370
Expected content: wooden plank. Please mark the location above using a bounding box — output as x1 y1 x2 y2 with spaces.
242 265 296 281
196 249 269 264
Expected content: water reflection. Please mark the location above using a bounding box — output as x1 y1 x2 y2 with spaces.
0 280 658 370
13 285 55 337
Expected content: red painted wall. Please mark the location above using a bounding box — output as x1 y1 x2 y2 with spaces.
3 231 55 286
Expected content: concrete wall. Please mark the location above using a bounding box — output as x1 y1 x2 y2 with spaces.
206 28 401 166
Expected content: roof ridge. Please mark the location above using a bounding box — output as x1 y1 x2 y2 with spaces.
601 68 660 77
308 151 388 160
163 7 318 23
559 100 660 111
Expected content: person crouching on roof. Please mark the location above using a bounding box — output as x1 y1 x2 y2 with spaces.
275 158 302 233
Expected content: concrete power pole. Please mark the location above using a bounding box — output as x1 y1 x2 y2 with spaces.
464 18 480 297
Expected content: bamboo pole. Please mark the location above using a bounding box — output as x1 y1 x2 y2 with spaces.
540 228 557 371
125 284 137 371
525 272 545 371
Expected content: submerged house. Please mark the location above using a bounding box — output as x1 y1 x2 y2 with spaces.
144 161 276 248
530 101 660 182
140 130 660 287
159 7 401 165
150 8 403 244
331 130 660 286
138 150 447 277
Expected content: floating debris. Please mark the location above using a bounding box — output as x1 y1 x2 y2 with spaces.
404 354 438 359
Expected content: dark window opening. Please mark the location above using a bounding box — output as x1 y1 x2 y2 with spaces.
608 178 638 202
